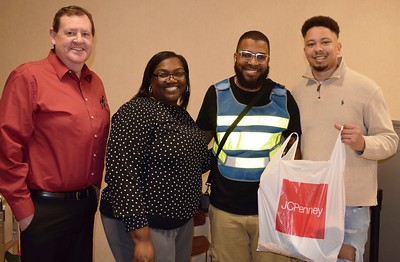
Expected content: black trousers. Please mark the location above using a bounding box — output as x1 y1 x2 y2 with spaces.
21 192 98 262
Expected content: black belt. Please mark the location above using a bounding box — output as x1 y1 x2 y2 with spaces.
30 186 96 200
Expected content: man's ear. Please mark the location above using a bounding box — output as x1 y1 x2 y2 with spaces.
49 28 56 46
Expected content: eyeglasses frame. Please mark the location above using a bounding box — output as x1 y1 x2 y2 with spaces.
152 71 186 81
238 50 269 64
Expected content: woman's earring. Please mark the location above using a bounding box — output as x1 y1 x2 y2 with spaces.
149 85 153 93
186 86 189 93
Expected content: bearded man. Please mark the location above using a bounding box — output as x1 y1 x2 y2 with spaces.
196 30 301 262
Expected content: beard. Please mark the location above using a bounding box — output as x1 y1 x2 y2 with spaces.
311 64 328 72
234 64 270 90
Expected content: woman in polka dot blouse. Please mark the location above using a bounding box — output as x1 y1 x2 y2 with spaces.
100 51 210 262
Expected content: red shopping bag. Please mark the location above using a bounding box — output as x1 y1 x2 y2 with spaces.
257 131 345 262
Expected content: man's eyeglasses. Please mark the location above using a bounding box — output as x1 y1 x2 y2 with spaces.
238 50 269 64
153 71 186 81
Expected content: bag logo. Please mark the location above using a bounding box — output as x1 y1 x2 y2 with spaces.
276 179 328 239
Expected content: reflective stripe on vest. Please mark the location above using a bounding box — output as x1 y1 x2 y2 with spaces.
217 115 289 129
213 142 270 168
215 132 281 151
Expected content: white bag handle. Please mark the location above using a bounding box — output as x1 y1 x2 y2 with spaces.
328 126 345 162
274 132 299 161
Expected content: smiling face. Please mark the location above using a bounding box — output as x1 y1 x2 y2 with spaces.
150 57 187 106
234 38 270 91
303 26 341 80
50 14 93 76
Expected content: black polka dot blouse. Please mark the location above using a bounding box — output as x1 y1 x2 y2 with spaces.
100 97 210 232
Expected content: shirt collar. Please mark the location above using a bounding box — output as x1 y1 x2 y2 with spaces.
47 49 92 82
302 56 344 82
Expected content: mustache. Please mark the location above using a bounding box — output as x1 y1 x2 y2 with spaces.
234 64 270 90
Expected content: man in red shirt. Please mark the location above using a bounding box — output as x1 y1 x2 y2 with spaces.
0 6 110 261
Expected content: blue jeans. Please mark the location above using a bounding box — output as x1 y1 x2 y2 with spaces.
101 214 193 262
337 206 370 262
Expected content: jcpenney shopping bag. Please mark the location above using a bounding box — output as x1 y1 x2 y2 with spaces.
257 131 346 262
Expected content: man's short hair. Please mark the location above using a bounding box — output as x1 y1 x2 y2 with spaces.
301 16 340 38
236 30 270 52
52 6 95 36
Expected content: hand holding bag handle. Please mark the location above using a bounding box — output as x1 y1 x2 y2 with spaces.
277 126 343 162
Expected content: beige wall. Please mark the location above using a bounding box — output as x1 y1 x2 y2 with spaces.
1 1 400 261
2 1 400 119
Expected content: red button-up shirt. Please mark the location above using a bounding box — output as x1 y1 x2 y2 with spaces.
0 50 110 220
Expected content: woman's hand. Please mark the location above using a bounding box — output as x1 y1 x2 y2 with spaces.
129 226 154 262
133 239 154 262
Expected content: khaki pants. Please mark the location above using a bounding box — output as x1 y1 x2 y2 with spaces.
209 205 296 262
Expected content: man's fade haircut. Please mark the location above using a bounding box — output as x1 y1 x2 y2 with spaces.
52 6 95 36
236 30 270 53
301 16 340 38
